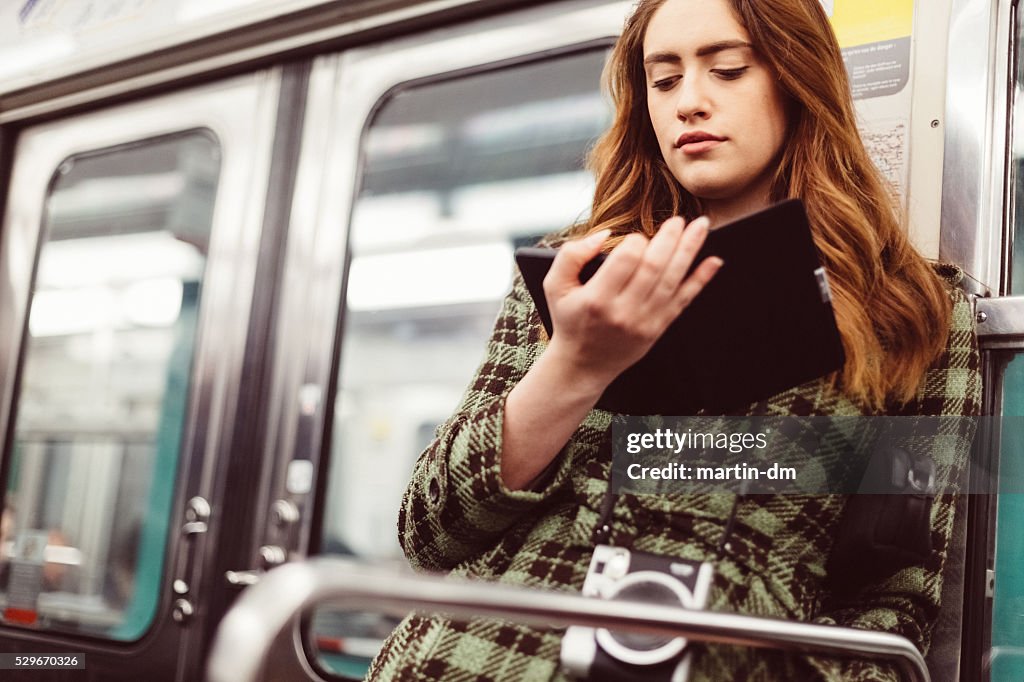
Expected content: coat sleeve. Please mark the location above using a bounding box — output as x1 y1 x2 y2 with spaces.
397 271 579 572
805 284 982 681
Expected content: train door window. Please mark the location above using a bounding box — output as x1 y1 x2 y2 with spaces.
313 49 610 675
0 132 219 640
993 356 1024 679
990 5 1024 676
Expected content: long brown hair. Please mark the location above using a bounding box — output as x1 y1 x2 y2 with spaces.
579 0 950 409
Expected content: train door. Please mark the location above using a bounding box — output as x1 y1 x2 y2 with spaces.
0 72 283 680
242 1 630 678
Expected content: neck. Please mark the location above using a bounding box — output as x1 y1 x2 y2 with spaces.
704 195 771 228
701 180 774 228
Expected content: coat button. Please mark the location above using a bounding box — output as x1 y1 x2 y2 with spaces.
428 477 441 503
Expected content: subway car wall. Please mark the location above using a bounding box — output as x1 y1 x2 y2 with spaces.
0 0 1019 681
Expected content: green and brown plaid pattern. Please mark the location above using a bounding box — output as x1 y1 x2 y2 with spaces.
370 264 981 682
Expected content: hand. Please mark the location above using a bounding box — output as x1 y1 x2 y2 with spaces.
541 216 723 391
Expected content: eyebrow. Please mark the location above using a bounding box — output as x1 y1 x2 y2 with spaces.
696 40 753 57
643 40 753 67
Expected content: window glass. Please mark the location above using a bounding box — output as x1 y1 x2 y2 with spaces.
312 50 611 676
993 355 1024 680
0 133 220 640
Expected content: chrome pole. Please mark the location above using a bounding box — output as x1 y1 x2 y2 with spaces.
207 557 930 682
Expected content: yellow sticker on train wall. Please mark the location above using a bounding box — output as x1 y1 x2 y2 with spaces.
822 0 914 100
825 0 914 47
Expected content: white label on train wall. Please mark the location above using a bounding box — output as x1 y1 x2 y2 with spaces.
828 0 915 200
859 118 908 200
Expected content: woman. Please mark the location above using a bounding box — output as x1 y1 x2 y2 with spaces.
369 0 980 679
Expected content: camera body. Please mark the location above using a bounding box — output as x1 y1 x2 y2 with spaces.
560 545 713 682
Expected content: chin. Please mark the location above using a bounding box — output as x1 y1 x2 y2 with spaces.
677 169 762 202
678 179 733 201
671 167 725 196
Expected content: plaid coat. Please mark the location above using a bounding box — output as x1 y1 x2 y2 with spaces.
369 263 981 682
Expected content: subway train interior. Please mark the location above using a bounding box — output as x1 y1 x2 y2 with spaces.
0 0 1021 680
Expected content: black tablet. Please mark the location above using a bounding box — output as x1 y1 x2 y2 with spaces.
514 199 845 415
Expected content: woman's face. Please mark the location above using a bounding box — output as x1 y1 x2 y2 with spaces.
643 0 789 215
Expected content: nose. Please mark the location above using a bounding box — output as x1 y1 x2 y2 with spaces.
675 75 710 121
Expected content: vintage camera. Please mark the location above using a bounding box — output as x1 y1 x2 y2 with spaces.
560 545 713 682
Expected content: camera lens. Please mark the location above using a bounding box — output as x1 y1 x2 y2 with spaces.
607 580 683 651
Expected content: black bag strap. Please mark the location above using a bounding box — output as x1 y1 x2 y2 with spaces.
825 443 937 593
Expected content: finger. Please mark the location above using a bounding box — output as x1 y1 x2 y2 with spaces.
544 229 610 297
587 232 649 295
641 215 710 307
677 215 712 267
671 256 724 312
649 216 711 302
622 216 685 302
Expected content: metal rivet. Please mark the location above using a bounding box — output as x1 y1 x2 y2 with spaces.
185 496 211 523
930 119 940 128
977 311 988 323
271 499 300 527
259 545 287 569
172 599 194 624
173 579 189 595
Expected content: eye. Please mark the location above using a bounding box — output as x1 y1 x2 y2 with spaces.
712 67 749 80
651 76 680 91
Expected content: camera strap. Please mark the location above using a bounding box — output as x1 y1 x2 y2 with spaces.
715 480 749 560
591 488 617 545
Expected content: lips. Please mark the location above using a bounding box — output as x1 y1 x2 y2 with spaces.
675 131 726 148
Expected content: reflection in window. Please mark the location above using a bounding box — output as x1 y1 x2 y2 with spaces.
0 133 219 641
313 50 610 676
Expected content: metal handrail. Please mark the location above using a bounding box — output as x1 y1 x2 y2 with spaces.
206 557 930 682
